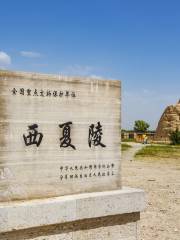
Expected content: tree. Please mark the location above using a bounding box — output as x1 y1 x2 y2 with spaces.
169 128 180 145
134 120 150 132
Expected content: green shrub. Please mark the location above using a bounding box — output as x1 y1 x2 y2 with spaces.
169 129 180 145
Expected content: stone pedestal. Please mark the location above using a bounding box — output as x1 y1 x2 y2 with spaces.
0 187 145 240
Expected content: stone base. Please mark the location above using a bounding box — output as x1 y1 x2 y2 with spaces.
0 188 146 240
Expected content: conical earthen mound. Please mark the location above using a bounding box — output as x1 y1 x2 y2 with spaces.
155 100 180 141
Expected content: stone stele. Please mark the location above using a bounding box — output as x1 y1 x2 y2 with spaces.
0 70 146 240
0 70 121 202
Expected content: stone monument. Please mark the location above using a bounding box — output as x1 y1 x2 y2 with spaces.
155 100 180 141
0 70 145 240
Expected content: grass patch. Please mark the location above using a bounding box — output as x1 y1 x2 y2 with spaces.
135 144 180 159
122 143 132 151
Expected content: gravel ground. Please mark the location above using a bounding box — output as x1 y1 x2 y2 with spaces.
122 143 180 240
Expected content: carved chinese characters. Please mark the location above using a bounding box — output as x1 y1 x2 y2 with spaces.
23 124 43 147
23 121 106 149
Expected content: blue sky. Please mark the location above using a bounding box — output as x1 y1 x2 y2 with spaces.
0 0 180 129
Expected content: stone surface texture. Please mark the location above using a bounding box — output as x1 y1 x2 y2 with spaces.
0 188 145 240
0 187 145 233
0 71 121 202
155 100 180 141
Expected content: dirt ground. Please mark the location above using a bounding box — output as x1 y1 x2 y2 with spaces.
122 143 180 240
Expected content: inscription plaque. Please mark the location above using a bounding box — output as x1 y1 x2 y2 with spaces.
0 71 121 201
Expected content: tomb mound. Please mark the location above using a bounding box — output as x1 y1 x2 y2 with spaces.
155 100 180 141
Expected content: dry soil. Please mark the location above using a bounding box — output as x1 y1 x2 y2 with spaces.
122 143 180 240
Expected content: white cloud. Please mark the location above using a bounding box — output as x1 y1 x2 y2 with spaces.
90 74 103 79
62 64 94 76
61 65 106 79
20 51 42 58
0 51 11 68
